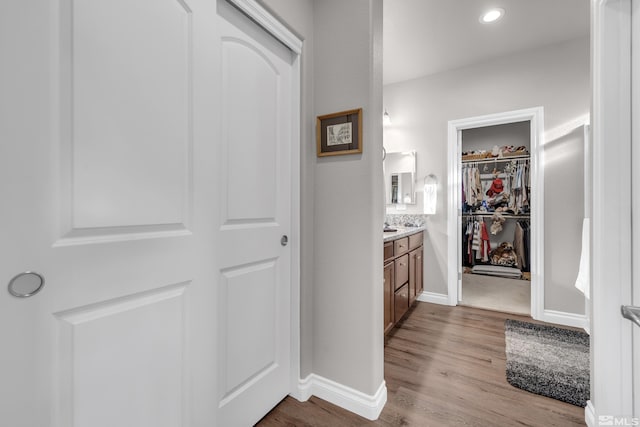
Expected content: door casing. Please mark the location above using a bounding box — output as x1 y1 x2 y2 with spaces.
446 107 545 320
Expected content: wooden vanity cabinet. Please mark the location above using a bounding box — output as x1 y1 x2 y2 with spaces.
384 230 424 336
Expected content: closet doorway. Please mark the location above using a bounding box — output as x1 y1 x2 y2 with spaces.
447 108 544 319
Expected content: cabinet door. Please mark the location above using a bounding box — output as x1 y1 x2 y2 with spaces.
394 283 409 323
384 262 395 335
416 246 424 296
409 246 424 305
409 249 417 305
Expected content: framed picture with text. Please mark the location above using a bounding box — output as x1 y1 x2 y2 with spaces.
316 108 363 157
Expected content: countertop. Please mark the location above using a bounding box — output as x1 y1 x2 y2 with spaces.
383 226 425 242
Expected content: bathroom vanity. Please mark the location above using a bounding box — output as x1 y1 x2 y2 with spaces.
383 227 424 335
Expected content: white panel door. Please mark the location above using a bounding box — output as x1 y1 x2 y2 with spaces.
0 0 219 426
215 3 294 426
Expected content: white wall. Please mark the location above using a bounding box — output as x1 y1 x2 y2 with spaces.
261 0 384 397
384 37 589 315
312 0 384 395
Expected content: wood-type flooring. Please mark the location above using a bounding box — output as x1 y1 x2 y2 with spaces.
256 303 586 427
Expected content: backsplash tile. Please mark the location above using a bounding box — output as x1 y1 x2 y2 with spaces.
385 214 427 227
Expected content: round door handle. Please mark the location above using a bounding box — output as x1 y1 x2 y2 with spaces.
281 235 288 246
8 271 45 298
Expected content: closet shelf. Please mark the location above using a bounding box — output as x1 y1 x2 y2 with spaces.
461 155 529 164
462 213 530 219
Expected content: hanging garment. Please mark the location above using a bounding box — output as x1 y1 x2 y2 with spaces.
469 166 480 206
461 174 466 207
472 220 481 260
513 222 527 269
480 220 491 262
521 163 529 209
468 223 474 265
520 220 531 273
463 220 473 266
474 167 482 206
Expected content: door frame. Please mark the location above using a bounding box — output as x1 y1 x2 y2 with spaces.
589 0 634 423
226 0 303 398
446 107 545 319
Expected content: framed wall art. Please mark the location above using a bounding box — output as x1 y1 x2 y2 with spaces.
316 108 363 157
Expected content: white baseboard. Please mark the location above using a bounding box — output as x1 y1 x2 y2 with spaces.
294 374 387 421
585 400 596 427
417 291 451 305
540 309 590 331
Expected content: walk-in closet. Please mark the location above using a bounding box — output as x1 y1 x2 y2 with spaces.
460 121 532 315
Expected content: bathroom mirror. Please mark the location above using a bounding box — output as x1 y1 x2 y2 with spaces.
384 151 416 205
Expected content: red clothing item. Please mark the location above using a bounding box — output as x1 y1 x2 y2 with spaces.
480 220 492 262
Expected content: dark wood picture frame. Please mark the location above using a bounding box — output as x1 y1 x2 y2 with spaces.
316 108 363 157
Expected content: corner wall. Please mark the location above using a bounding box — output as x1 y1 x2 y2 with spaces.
384 37 590 315
261 0 385 406
312 0 384 396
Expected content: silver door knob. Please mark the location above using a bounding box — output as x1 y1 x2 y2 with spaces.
281 235 288 246
8 271 45 298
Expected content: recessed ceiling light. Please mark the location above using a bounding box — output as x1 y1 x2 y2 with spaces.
480 8 505 24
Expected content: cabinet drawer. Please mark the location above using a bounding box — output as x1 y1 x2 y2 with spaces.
409 231 423 250
394 254 409 289
383 241 394 262
394 283 409 323
394 237 409 256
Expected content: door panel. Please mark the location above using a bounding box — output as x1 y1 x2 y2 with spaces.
55 283 188 427
61 0 192 234
216 4 293 426
222 39 279 222
221 260 277 395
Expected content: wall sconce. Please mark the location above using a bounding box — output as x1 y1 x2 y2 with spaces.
383 110 392 126
423 174 437 215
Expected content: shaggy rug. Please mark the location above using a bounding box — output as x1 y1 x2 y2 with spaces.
505 319 590 407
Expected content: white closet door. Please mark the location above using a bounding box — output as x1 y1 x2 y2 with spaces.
215 3 294 426
0 0 219 425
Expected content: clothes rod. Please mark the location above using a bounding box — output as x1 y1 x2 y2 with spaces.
461 155 529 165
462 213 530 219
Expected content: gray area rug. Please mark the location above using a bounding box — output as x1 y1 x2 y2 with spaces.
505 319 590 407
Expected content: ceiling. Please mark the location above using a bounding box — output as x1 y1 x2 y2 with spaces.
383 0 590 85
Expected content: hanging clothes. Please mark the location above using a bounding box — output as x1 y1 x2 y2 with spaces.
472 220 481 260
513 221 527 269
480 219 491 262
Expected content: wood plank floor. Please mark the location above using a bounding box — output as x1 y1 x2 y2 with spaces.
257 303 586 427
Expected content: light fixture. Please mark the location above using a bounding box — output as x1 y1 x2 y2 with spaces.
383 110 392 126
423 174 438 215
479 8 505 24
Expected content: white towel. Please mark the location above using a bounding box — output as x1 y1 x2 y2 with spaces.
574 218 590 299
